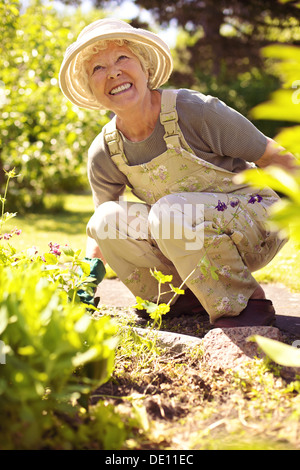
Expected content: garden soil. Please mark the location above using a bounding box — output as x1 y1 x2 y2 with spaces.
93 279 300 449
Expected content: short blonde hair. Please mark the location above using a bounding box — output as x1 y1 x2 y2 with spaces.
73 39 155 104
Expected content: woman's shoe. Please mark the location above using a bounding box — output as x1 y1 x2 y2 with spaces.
213 299 276 328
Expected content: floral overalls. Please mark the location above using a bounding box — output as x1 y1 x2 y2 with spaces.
88 89 286 322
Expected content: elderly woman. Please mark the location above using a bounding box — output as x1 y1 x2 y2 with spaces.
59 18 294 327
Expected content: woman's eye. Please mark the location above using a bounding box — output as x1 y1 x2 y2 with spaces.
92 64 103 74
117 55 128 61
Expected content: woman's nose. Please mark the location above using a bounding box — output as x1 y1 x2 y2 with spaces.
108 65 121 79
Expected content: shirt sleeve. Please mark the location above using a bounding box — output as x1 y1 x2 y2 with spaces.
200 94 267 162
87 132 128 208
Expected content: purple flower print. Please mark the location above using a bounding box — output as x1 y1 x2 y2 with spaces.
215 200 227 212
248 194 263 204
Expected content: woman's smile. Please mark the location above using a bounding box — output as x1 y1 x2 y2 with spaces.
109 82 132 95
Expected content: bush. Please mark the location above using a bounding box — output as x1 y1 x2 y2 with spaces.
0 0 109 212
0 260 119 449
0 170 138 450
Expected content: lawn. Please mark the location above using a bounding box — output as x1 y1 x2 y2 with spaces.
4 193 94 256
5 192 300 291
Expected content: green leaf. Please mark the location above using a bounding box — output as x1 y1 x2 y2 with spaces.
200 266 208 276
236 167 300 202
43 253 59 265
150 268 173 284
72 346 100 368
134 297 158 314
62 245 75 257
1 212 17 223
249 335 300 367
170 285 185 295
149 303 170 320
74 314 92 333
210 266 219 280
252 90 300 123
77 261 90 276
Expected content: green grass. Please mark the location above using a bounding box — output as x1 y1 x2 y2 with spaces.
3 193 300 291
254 240 300 292
4 193 94 256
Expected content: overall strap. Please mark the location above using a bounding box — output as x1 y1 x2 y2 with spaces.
104 89 182 160
103 117 129 163
160 89 181 148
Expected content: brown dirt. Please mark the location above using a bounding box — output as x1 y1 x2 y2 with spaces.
91 279 300 450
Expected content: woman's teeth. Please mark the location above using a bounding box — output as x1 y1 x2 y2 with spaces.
110 83 132 95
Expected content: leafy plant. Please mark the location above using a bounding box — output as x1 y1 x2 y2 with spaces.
0 261 119 449
0 170 138 450
249 335 300 368
238 42 300 368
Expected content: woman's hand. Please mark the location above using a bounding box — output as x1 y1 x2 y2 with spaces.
256 137 298 172
86 236 106 264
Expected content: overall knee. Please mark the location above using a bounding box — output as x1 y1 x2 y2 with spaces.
87 200 150 242
148 194 205 251
87 201 124 241
148 195 189 241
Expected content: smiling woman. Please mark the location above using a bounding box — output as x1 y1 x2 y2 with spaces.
58 18 294 328
59 19 172 111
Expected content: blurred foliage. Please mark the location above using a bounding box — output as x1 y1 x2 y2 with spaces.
240 43 300 246
168 15 300 136
128 0 300 76
250 335 300 368
251 44 300 126
0 262 120 449
0 0 109 212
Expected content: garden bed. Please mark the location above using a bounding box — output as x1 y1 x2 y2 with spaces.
90 299 300 450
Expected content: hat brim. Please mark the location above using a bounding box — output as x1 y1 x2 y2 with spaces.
59 28 173 111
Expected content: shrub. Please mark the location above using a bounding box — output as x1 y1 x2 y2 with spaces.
0 261 119 449
0 170 130 450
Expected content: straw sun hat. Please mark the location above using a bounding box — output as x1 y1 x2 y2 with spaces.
59 18 173 110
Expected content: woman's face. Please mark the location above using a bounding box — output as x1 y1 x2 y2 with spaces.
86 43 149 114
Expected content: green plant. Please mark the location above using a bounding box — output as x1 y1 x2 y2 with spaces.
249 335 300 368
0 169 141 450
0 261 119 449
238 42 300 368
